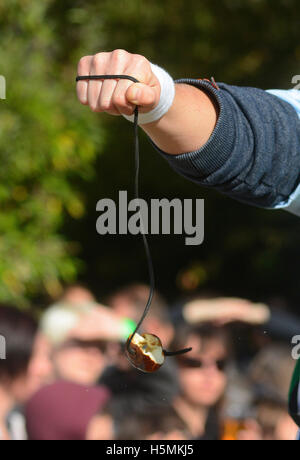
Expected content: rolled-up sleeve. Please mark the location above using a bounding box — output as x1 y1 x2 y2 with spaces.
148 79 300 211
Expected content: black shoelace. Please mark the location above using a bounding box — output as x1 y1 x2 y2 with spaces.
76 74 192 359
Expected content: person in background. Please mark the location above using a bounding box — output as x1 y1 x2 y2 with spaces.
59 283 96 305
175 296 300 343
248 344 298 440
116 406 191 440
25 380 112 440
107 283 175 348
105 283 176 374
100 284 180 429
173 295 299 440
170 323 230 440
0 305 53 440
40 298 127 386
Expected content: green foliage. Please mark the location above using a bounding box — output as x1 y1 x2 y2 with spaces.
0 0 300 307
0 0 104 304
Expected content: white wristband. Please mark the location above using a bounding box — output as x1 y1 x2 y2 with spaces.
123 63 175 125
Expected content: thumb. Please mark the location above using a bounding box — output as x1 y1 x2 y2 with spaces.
126 82 160 111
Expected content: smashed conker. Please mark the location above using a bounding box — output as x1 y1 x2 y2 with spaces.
126 333 165 373
126 332 193 373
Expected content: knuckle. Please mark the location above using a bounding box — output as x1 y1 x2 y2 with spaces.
92 53 105 69
133 53 145 61
144 91 155 105
112 49 128 60
93 53 101 64
133 54 148 66
78 56 88 73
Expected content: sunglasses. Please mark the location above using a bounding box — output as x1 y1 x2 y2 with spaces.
62 339 108 353
177 356 228 372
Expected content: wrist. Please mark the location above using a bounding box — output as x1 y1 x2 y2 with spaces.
142 83 218 155
123 63 175 125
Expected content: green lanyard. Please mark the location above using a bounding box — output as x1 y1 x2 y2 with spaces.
289 358 300 426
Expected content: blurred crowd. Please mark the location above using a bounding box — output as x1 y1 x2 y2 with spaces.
0 283 299 441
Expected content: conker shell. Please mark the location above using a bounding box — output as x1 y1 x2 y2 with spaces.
126 332 165 373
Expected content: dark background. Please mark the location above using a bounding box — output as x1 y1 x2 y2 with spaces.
1 0 300 311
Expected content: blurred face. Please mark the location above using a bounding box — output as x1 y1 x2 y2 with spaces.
274 413 298 441
53 340 107 386
177 334 227 407
62 286 95 305
109 293 137 321
25 333 54 398
8 333 54 403
110 292 174 348
86 413 114 440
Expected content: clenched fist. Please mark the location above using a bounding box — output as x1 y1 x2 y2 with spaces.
76 49 161 116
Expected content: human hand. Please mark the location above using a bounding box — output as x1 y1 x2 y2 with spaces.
183 297 270 326
76 49 161 117
68 304 123 342
236 419 263 441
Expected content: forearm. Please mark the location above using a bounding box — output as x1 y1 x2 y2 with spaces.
76 51 300 213
146 79 300 210
141 83 218 155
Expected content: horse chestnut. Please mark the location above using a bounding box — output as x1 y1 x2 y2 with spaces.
126 332 165 373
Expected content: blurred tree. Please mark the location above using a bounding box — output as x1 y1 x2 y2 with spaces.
0 0 104 305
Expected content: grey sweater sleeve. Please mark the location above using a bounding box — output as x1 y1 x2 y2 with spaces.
148 79 300 209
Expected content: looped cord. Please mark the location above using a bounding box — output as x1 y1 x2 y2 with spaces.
76 74 192 359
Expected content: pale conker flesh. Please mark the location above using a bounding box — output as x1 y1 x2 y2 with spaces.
126 332 165 373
